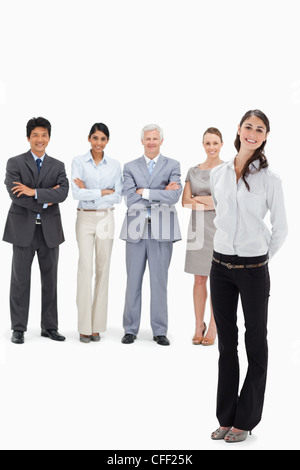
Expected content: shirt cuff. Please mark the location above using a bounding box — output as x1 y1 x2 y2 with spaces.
35 190 48 208
143 189 150 200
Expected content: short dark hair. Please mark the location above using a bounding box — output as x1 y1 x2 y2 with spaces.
26 117 51 138
88 123 110 139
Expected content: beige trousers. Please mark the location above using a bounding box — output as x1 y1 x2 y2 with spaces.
76 210 114 335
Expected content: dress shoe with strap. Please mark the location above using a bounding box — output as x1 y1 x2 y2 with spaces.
11 330 25 344
192 323 207 345
41 329 66 341
211 427 231 440
121 334 137 344
153 335 170 346
225 429 252 443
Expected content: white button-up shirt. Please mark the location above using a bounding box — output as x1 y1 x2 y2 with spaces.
71 151 123 210
210 157 288 259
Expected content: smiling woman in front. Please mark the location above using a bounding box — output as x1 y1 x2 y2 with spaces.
210 110 288 443
72 123 123 343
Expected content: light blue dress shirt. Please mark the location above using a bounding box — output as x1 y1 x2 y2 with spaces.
71 151 123 209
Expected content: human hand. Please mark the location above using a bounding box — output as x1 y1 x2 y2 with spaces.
11 182 35 197
136 188 144 195
165 182 180 191
101 189 115 196
74 178 86 189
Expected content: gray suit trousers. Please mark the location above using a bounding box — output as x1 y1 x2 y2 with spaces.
123 225 173 336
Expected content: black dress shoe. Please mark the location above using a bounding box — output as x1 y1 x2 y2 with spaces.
11 330 25 344
41 329 66 342
121 334 137 344
153 335 170 346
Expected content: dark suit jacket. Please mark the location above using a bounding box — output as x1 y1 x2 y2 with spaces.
3 151 69 248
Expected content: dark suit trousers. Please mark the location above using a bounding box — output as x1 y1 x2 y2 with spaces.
10 224 59 331
210 252 270 431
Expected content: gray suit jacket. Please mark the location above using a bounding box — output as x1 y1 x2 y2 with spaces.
120 155 182 243
3 151 69 248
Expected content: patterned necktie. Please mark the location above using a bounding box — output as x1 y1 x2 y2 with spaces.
147 160 155 219
36 158 42 174
148 160 155 175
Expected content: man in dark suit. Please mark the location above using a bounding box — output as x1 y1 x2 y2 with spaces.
3 117 69 344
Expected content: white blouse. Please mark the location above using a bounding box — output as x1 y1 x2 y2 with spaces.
210 157 288 259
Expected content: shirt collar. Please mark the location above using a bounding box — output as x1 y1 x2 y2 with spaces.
85 150 108 164
228 156 236 169
31 151 46 161
251 159 260 170
228 156 260 171
144 153 160 165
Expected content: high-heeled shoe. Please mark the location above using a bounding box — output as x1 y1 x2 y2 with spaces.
225 429 252 443
202 336 216 346
211 427 231 440
192 323 207 345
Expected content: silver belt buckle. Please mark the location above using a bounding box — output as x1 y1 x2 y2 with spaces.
227 263 233 269
36 218 42 225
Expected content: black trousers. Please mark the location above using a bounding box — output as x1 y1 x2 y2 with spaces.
210 251 270 431
10 224 59 332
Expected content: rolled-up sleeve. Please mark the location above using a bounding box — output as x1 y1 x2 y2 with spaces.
71 158 102 201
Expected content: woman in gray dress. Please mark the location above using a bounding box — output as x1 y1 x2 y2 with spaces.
182 128 224 345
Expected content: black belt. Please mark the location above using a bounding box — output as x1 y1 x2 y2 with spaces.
212 257 268 269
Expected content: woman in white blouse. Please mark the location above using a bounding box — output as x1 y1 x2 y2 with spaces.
210 110 288 443
72 123 123 343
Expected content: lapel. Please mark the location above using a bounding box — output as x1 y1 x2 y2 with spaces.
24 151 52 187
138 156 151 184
37 154 51 186
149 154 167 186
137 155 168 186
24 151 39 186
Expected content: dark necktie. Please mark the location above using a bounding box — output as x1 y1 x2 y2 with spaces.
36 158 42 174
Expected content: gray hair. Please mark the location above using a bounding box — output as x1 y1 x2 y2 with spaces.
141 124 164 141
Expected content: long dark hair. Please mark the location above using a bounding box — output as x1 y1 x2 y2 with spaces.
234 110 270 191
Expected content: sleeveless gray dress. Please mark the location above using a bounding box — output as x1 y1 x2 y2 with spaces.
184 165 216 276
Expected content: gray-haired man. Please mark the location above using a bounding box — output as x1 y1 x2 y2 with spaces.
120 124 182 345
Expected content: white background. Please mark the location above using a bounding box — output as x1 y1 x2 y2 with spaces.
0 0 299 451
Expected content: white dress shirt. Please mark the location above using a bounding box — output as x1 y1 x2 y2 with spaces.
71 151 123 210
210 157 288 259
